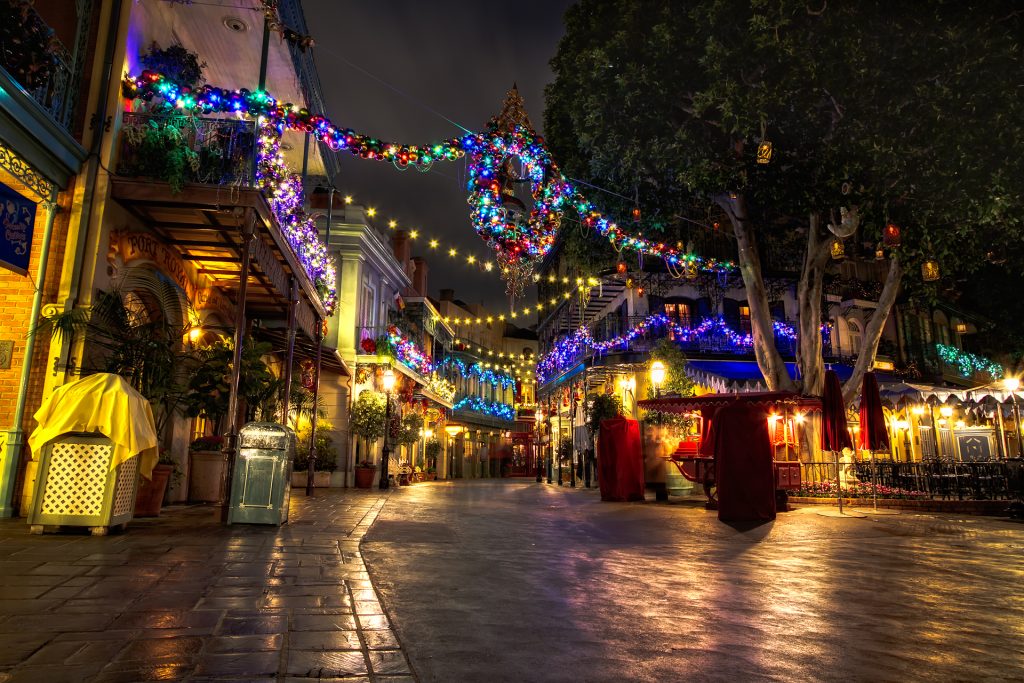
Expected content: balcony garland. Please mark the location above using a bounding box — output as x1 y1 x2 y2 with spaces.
935 343 1003 380
536 314 800 383
453 396 516 421
441 357 515 389
386 325 434 376
121 71 735 298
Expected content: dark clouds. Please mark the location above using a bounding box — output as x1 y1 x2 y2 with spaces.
304 0 576 308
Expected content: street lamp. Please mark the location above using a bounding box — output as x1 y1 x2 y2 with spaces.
650 361 666 399
534 408 543 483
1005 377 1022 457
444 424 462 479
379 368 396 490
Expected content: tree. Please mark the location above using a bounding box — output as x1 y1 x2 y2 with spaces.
545 0 1024 401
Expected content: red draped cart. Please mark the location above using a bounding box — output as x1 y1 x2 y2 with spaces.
638 391 822 508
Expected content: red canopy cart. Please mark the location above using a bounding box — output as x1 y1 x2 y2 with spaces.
637 391 822 508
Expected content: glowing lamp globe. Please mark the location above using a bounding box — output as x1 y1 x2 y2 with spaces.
382 368 396 392
1004 377 1021 393
939 405 954 419
650 360 666 388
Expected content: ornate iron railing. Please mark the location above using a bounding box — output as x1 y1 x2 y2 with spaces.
117 112 257 188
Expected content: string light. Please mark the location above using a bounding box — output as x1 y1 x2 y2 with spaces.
122 71 734 299
935 343 1003 380
453 396 516 421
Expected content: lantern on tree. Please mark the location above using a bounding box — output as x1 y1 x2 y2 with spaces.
756 140 773 164
875 247 885 260
616 261 628 276
631 206 641 222
883 222 902 247
921 259 940 282
830 237 846 260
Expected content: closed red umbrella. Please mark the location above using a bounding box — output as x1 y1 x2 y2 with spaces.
859 372 890 451
821 370 853 452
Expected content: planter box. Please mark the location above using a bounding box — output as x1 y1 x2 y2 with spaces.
135 463 173 517
189 450 226 503
291 470 332 488
354 466 377 489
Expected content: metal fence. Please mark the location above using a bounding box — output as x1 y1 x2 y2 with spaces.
798 459 1024 501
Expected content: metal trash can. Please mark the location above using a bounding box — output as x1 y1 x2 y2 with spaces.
227 422 294 525
28 432 140 535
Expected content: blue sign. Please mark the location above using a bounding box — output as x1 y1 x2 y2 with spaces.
0 180 37 275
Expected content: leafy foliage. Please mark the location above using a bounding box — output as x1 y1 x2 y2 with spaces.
545 1 1024 363
140 42 206 88
397 412 424 446
184 339 279 426
586 392 623 435
350 390 387 441
34 268 195 437
649 338 695 398
295 419 338 471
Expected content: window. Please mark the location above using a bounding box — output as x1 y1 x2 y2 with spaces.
739 305 751 333
848 319 863 356
359 282 375 332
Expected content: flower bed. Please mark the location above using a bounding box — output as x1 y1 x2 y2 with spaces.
798 479 927 499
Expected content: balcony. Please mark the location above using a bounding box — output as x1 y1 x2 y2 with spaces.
0 0 89 187
117 113 256 190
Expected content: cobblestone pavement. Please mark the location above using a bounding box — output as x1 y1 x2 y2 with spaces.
363 480 1024 683
0 489 413 682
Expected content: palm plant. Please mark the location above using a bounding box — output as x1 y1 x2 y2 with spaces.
33 268 197 438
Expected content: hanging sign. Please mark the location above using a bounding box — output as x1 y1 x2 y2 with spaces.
0 181 37 275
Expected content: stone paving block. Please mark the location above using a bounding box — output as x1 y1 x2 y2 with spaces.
0 612 113 632
192 651 280 676
113 636 204 662
0 631 56 666
287 629 361 651
353 600 384 615
63 639 127 665
113 609 222 631
261 594 324 609
25 564 87 576
361 629 400 650
92 661 194 682
290 613 357 631
216 614 287 635
0 599 62 615
285 649 368 677
1 663 105 683
356 614 390 630
205 634 283 653
368 650 411 675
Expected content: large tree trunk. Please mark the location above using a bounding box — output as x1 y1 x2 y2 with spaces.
842 256 903 404
716 193 794 391
795 213 833 397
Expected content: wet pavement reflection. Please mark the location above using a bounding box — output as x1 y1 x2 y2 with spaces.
363 480 1024 682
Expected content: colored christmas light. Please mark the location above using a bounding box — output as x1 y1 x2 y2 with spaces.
935 343 1003 380
122 72 736 298
387 325 434 376
441 357 516 389
452 396 516 421
535 315 802 383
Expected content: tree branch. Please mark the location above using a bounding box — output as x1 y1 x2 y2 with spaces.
842 256 903 404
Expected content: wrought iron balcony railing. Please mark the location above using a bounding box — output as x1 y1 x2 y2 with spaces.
117 112 256 189
0 0 84 131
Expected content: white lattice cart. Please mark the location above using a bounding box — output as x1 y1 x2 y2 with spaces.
28 432 141 535
26 373 159 535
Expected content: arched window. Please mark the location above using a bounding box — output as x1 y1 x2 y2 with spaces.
848 318 863 356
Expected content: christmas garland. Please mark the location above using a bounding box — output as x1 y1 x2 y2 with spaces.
441 357 515 389
935 343 1003 380
452 396 516 421
122 72 736 297
536 315 800 383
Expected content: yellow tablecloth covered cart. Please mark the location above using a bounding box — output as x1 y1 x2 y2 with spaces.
27 373 158 535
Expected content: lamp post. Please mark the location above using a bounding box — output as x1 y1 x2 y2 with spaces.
535 408 543 483
1005 377 1022 458
444 424 462 479
379 368 396 490
650 361 666 399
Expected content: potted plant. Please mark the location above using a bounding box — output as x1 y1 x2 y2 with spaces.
134 449 180 517
188 435 225 503
425 438 441 479
350 390 386 487
292 419 337 488
354 459 377 488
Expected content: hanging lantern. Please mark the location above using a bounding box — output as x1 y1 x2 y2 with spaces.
883 222 901 247
875 247 885 261
625 276 635 289
756 141 773 164
631 206 641 222
921 259 940 282
616 261 628 275
830 237 846 260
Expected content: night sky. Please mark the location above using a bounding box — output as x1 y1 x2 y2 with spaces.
303 0 577 310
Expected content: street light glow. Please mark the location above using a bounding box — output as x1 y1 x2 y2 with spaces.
382 368 396 392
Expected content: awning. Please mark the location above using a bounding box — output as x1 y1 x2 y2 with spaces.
638 391 822 415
